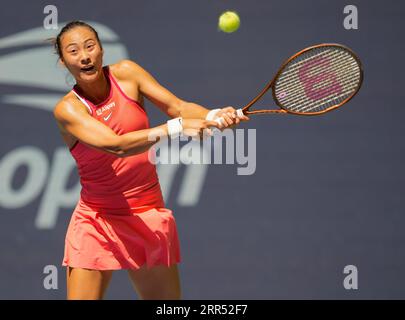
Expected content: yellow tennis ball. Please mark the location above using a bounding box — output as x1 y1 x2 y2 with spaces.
218 11 240 33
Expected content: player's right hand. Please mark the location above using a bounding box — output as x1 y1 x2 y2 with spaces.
214 107 250 129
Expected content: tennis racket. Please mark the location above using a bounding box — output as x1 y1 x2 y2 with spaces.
219 43 363 122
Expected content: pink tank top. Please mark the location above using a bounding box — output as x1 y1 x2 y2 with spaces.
70 66 164 212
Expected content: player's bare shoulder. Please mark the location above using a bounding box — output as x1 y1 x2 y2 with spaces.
53 92 90 125
109 59 146 82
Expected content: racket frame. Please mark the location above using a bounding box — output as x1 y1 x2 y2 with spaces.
241 43 364 116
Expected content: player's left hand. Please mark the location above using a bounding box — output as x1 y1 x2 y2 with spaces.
214 106 250 129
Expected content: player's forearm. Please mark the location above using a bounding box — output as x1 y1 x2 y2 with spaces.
110 124 168 157
178 101 210 119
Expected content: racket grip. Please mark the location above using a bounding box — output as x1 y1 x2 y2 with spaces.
236 108 244 118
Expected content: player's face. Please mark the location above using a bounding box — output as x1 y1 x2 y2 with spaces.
60 26 103 83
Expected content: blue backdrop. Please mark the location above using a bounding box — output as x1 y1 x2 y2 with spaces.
1 0 404 299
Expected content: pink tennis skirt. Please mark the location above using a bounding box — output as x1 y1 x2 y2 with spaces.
62 198 181 270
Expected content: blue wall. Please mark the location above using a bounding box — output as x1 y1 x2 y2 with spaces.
1 0 404 299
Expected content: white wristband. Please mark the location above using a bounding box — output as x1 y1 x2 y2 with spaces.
167 117 183 138
206 108 221 121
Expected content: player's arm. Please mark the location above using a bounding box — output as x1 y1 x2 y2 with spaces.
54 99 219 157
115 59 244 126
53 99 167 157
114 59 207 118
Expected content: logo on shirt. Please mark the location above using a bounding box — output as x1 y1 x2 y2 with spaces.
103 112 113 121
96 101 116 120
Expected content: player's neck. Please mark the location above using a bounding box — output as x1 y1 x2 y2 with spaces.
75 71 110 105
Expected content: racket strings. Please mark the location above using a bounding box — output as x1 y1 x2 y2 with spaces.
274 46 361 114
279 49 349 79
295 71 360 113
278 56 359 97
278 57 358 93
278 63 358 107
278 49 360 112
283 70 360 112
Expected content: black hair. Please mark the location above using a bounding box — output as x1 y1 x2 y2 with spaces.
52 21 102 59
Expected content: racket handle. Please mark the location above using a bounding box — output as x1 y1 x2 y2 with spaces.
236 108 244 118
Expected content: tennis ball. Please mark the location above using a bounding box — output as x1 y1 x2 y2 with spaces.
218 11 240 33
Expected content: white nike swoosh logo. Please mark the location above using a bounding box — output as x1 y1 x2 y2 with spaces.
103 112 112 121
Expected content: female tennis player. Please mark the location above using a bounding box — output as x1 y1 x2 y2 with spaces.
52 21 248 300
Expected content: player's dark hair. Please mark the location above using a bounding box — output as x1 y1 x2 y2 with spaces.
51 21 102 59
